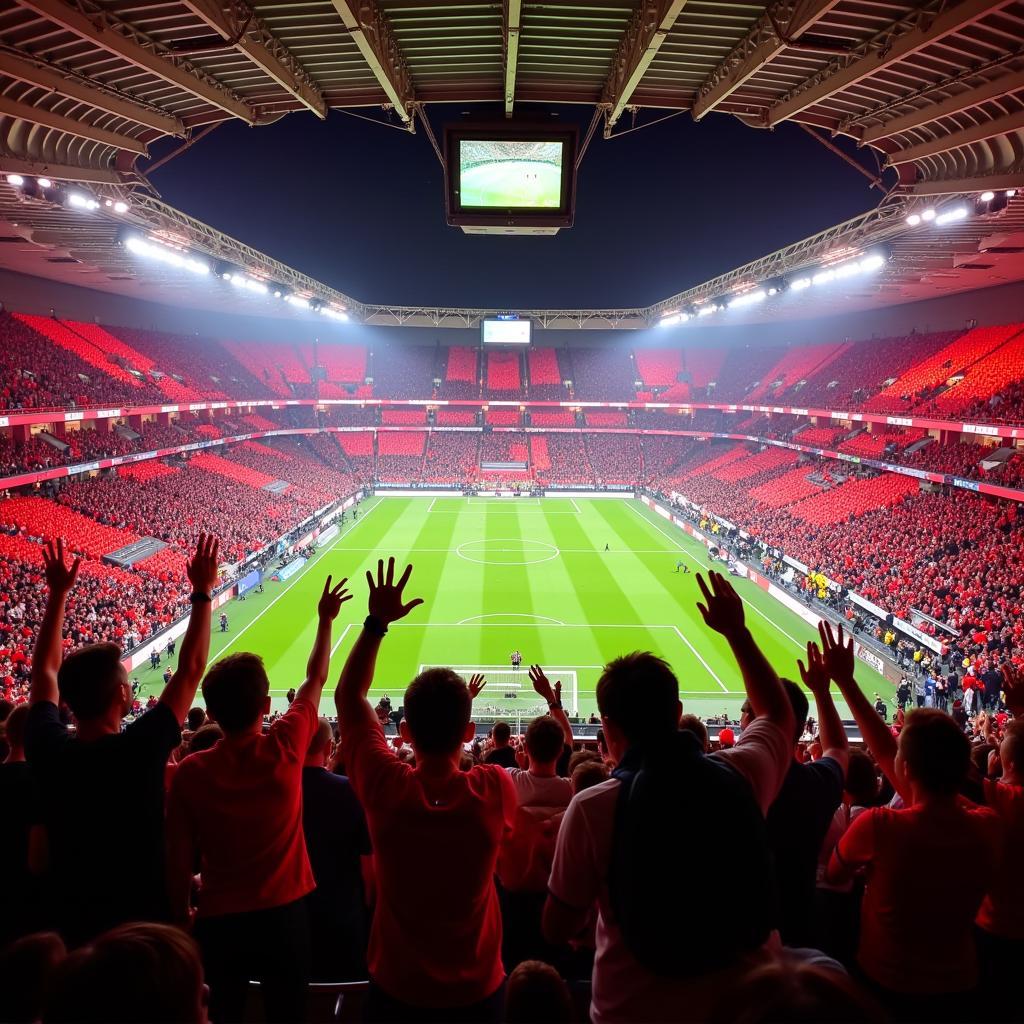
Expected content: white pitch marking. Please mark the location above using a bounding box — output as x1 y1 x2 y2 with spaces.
672 625 728 693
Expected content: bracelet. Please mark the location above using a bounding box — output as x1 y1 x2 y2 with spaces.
189 592 212 603
364 614 388 637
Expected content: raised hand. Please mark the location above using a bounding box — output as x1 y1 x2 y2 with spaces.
1001 663 1024 716
696 571 745 637
528 664 555 704
317 575 352 621
467 673 486 700
42 538 80 594
186 533 220 595
798 640 831 697
819 620 855 685
367 557 424 625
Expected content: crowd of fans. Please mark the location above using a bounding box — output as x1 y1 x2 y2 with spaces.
2 545 1020 1024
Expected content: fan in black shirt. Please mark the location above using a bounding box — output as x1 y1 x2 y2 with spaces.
24 535 220 947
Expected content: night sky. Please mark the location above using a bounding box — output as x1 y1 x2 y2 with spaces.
148 105 884 310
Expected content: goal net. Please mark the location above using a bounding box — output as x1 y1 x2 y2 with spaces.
417 667 579 727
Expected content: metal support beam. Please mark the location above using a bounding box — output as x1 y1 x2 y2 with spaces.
860 65 1024 144
330 0 415 125
0 94 148 155
0 155 121 184
909 171 1024 195
602 0 688 131
887 107 1024 165
767 0 1016 127
16 0 256 124
692 0 841 121
179 0 326 118
0 51 184 136
503 0 522 118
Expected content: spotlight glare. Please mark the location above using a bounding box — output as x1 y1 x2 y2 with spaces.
728 288 767 308
980 191 995 202
934 205 968 226
113 200 129 214
1006 189 1017 197
37 177 52 189
6 174 25 186
67 192 91 209
790 277 811 291
921 208 936 222
124 236 209 275
658 313 682 327
905 213 921 226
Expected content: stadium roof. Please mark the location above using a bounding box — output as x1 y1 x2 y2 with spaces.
1 0 1023 328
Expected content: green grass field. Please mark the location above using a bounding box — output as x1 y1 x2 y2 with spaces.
460 160 562 208
135 496 890 720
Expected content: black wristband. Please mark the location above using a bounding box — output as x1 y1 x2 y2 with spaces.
364 614 388 637
190 591 212 603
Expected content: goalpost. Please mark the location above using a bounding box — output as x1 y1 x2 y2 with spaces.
417 667 580 729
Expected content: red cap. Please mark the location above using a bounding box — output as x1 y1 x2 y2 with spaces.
718 727 736 747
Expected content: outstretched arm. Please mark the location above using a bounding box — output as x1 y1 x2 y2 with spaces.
160 535 220 723
821 621 902 799
799 637 849 775
696 571 793 736
529 665 573 748
31 540 81 706
294 576 351 709
335 557 423 730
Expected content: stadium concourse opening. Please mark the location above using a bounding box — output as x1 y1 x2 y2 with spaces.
2 0 1024 1017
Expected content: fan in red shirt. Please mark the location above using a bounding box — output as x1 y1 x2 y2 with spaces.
335 557 517 1022
166 574 352 1024
826 672 1000 1024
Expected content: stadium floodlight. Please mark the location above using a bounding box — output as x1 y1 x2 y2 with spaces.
67 192 91 209
696 303 717 317
980 191 995 202
37 178 52 189
228 274 268 295
790 277 812 291
921 208 936 222
113 200 129 214
284 294 310 310
728 289 767 309
934 205 968 226
6 174 24 187
658 313 682 327
1007 190 1017 197
905 213 921 227
124 235 209 275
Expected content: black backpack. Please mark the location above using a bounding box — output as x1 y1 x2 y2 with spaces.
609 730 777 978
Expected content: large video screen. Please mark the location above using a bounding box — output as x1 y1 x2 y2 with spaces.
481 318 531 345
458 140 565 209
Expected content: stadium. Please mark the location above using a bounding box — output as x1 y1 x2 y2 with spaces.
0 0 1022 1021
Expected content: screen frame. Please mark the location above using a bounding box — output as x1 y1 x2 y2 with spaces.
481 317 533 346
444 122 579 230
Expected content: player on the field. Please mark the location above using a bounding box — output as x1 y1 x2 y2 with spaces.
674 560 690 574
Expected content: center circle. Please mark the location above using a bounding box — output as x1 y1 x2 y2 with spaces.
456 538 560 566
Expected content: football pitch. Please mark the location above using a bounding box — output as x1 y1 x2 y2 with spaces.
460 160 562 208
136 496 890 720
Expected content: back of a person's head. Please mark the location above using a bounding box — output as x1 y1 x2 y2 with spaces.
186 723 223 756
596 652 679 749
492 720 511 745
567 748 601 775
679 713 709 752
898 709 970 796
844 749 879 806
307 717 333 760
403 668 471 756
4 702 30 750
0 932 66 1024
44 923 205 1024
572 759 610 794
185 707 206 732
525 715 564 764
201 652 269 733
781 678 809 745
504 959 573 1024
714 957 884 1024
57 643 125 722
